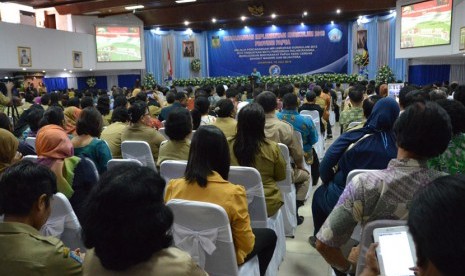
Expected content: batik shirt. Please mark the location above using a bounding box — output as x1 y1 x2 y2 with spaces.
277 109 318 154
317 158 446 248
428 133 465 175
339 107 364 132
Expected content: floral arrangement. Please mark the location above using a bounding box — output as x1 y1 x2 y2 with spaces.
190 58 201 73
375 65 396 85
142 73 157 89
86 77 96 88
354 50 369 67
172 73 359 87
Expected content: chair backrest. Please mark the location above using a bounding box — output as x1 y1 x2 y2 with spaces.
167 199 239 276
121 141 157 172
348 121 362 129
300 110 320 122
228 166 268 228
355 220 407 276
158 127 169 139
277 143 293 192
236 101 249 119
40 193 85 251
22 155 38 162
25 137 36 150
107 159 143 170
346 169 377 185
159 160 187 184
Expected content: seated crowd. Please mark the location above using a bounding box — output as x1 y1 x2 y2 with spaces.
0 78 464 275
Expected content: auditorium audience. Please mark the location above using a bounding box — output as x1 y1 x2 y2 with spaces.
64 106 82 135
122 101 166 162
0 128 19 174
192 96 216 126
96 95 111 126
82 164 206 275
0 161 82 275
315 101 452 275
100 107 129 159
40 93 50 110
229 103 286 217
311 97 401 243
39 106 66 129
453 84 465 107
157 108 192 167
345 95 382 132
212 98 237 138
80 96 94 109
165 125 277 275
339 85 365 132
158 92 187 122
72 107 112 174
313 86 330 130
299 91 325 134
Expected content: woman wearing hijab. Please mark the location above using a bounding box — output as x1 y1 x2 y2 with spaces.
311 97 400 240
36 124 98 220
0 129 19 174
64 106 82 135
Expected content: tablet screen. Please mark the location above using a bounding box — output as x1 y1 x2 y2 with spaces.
378 230 415 276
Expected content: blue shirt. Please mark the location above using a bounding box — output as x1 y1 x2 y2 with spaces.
73 138 112 174
277 109 318 153
159 102 184 122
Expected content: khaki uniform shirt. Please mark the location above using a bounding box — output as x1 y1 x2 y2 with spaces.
0 222 82 276
212 117 237 138
228 138 286 217
83 247 206 276
157 139 190 166
121 123 166 162
101 122 128 159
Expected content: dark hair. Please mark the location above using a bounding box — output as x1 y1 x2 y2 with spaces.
313 85 322 96
135 92 147 103
305 91 317 102
362 95 382 118
233 103 266 167
114 96 128 109
165 92 175 104
282 93 298 110
394 102 451 158
399 85 418 108
165 108 192 140
435 99 465 136
348 85 365 103
0 113 10 131
128 101 147 124
226 87 239 99
429 89 447 101
190 109 201 130
408 175 465 276
82 164 172 271
40 94 50 105
68 97 80 108
61 94 69 107
111 107 129 123
185 125 230 187
80 96 94 109
96 96 110 116
216 84 225 97
26 108 45 132
50 93 60 106
404 90 430 108
25 92 34 104
214 99 234 118
175 92 187 102
0 161 56 216
255 91 277 113
76 107 103 137
453 85 465 107
194 97 210 115
39 106 64 128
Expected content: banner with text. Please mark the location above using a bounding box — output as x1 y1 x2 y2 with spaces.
208 24 348 77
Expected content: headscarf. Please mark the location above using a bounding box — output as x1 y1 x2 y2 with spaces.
363 97 400 149
36 124 75 198
64 106 82 135
0 129 19 173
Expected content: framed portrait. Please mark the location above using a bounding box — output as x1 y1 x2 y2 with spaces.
460 27 465 51
182 41 195 58
73 51 83 68
18 46 32 67
357 30 367 51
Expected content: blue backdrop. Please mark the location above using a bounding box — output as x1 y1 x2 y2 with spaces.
207 24 348 77
77 76 108 91
408 65 450 86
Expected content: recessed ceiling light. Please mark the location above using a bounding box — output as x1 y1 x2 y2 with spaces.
4 76 8 79
156 27 160 31
303 11 308 16
241 16 246 21
244 26 249 29
124 5 144 10
336 9 341 14
175 0 196 3
301 22 305 26
90 69 93 71
69 70 73 73
219 28 223 31
22 68 26 71
271 13 276 19
359 15 363 20
64 68 67 71
272 24 276 28
212 18 217 23
331 21 334 25
42 70 46 73
184 20 189 26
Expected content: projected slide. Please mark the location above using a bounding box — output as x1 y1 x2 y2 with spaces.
401 0 453 48
96 26 142 62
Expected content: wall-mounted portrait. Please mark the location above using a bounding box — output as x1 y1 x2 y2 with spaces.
18 46 32 67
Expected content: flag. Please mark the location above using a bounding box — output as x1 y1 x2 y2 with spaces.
166 49 173 79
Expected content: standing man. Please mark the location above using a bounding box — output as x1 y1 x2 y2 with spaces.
251 68 261 84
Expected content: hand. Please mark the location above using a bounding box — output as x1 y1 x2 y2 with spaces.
348 245 360 264
13 152 23 163
6 81 14 91
362 243 380 276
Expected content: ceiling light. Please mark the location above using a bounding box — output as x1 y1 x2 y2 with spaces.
359 15 363 20
69 70 73 73
301 22 305 26
64 68 67 71
42 70 46 73
156 27 160 31
212 18 217 23
244 26 249 29
336 9 341 14
331 21 334 25
272 24 276 28
4 77 8 79
241 16 246 21
184 20 189 26
22 68 26 71
175 0 196 3
303 11 308 16
90 69 93 71
219 28 223 31
124 5 144 10
390 9 394 13
271 13 276 19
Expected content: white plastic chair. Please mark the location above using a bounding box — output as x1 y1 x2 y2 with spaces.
293 131 313 200
158 127 169 139
236 101 249 119
159 160 188 184
84 157 99 180
40 193 86 252
300 112 325 160
167 199 260 276
276 143 297 237
22 155 38 162
25 137 36 150
347 121 362 129
121 141 157 172
107 159 143 170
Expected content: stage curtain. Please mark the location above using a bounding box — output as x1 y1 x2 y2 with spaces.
347 21 357 75
408 65 450 86
144 30 164 84
43 78 67 91
449 65 465 84
118 74 141 89
388 17 407 81
77 76 108 91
